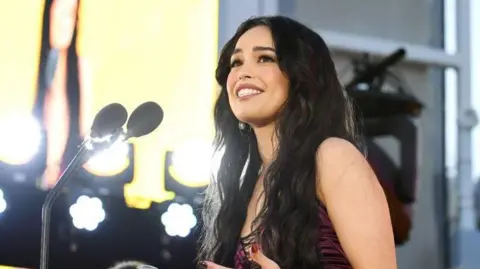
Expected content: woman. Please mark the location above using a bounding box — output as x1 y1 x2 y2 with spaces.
198 16 396 269
40 0 93 188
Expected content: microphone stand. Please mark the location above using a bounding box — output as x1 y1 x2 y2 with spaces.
39 130 125 269
39 141 90 269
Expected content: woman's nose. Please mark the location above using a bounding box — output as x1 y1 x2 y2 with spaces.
238 73 253 80
237 64 255 80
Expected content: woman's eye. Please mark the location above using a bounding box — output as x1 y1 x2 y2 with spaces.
259 55 276 63
230 59 242 68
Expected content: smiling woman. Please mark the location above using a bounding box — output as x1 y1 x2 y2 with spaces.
198 16 397 269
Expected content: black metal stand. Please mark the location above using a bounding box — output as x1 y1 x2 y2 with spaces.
39 143 89 269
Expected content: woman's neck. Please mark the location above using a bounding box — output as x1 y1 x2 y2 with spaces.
253 123 277 166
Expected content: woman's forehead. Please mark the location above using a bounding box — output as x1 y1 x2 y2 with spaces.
234 26 274 51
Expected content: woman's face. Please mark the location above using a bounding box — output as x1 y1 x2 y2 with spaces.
226 26 289 128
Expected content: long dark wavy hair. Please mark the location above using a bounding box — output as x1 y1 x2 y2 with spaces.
198 16 362 269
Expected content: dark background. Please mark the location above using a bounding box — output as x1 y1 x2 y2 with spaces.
0 183 200 269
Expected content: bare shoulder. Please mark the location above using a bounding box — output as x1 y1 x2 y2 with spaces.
316 137 364 163
315 137 370 201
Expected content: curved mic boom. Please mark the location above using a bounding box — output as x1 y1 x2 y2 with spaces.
40 102 128 269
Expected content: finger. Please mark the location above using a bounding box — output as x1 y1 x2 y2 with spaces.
199 261 232 269
249 244 280 269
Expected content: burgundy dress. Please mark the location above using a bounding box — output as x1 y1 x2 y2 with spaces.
234 203 352 269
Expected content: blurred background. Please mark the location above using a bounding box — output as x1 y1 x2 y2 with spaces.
0 0 478 268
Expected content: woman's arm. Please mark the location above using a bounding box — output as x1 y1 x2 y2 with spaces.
316 137 397 269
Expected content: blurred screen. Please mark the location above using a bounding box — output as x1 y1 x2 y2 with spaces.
0 0 218 208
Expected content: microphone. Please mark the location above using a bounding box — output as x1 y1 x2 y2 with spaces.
126 101 164 139
86 101 163 155
90 103 128 138
39 103 128 269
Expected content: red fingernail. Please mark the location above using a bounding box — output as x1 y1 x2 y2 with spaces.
251 244 259 254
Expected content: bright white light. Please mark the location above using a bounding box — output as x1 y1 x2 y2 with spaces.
211 146 225 180
0 189 6 214
84 135 129 176
161 203 197 237
69 195 106 231
0 115 42 165
170 139 224 186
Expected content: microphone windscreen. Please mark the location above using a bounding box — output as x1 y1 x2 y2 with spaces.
90 103 128 138
126 101 164 138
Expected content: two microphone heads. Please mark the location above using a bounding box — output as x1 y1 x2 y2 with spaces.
89 101 164 144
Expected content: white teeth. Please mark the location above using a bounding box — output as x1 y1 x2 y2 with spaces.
237 88 262 98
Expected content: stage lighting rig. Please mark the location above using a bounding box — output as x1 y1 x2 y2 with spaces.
160 202 197 238
0 115 47 186
344 49 425 245
345 48 423 119
68 193 106 232
77 142 134 197
364 117 418 245
362 116 420 246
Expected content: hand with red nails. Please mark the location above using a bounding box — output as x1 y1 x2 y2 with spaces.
199 244 280 269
